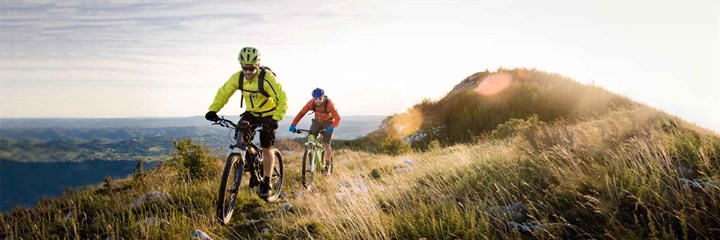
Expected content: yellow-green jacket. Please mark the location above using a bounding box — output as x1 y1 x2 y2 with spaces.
208 69 287 121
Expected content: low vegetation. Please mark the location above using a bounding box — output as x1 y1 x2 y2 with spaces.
3 69 718 239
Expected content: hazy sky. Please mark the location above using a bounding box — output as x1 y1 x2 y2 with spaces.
1 1 718 133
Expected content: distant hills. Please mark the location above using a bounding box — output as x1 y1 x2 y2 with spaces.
0 115 384 162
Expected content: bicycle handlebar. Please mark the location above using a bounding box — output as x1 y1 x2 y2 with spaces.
211 117 270 130
293 128 326 134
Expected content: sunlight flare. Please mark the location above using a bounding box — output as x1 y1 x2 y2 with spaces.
474 72 513 96
390 107 424 137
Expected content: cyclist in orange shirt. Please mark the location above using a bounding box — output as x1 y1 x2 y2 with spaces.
289 88 341 167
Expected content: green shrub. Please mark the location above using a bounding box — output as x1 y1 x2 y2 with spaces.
167 138 220 181
381 134 411 156
491 115 544 139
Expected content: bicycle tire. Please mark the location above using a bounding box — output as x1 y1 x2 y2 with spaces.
264 149 284 202
216 153 244 225
301 146 315 189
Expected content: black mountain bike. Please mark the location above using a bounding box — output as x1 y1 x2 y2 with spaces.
294 129 333 189
213 117 284 225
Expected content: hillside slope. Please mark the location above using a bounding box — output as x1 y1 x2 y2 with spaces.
2 69 719 239
341 68 648 153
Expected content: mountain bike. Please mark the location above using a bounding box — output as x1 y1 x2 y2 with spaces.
212 117 284 225
293 129 333 189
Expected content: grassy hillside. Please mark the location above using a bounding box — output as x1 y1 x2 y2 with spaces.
2 69 719 239
338 68 640 154
2 105 718 239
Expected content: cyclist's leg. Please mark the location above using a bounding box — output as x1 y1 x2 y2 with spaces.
308 118 322 138
321 122 333 166
260 116 275 186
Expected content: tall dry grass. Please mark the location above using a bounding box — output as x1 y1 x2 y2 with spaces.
271 106 719 239
2 106 718 239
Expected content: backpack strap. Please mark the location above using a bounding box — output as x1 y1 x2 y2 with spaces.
323 96 329 113
257 67 270 98
238 67 274 108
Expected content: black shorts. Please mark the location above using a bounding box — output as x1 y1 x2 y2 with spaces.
309 118 333 144
240 113 276 148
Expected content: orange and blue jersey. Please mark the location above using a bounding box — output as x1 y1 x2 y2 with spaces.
291 97 341 128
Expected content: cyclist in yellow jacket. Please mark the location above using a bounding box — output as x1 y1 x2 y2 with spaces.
205 46 287 199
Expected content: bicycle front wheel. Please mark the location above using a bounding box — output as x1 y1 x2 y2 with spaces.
301 146 315 189
216 153 244 225
264 149 284 202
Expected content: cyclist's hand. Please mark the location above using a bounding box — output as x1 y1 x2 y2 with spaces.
289 125 297 133
326 126 334 133
205 111 220 122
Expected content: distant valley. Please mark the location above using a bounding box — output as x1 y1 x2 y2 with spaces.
0 115 384 162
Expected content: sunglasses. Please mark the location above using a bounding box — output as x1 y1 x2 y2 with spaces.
241 66 257 72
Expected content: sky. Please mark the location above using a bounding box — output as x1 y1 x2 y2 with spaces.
1 1 718 133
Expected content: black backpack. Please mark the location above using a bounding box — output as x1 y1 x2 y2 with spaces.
238 66 274 108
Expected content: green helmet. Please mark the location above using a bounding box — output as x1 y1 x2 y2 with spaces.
238 47 260 64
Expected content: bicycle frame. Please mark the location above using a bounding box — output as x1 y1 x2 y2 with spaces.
296 129 326 171
213 117 284 224
306 134 325 171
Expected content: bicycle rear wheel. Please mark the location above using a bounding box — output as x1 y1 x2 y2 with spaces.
216 153 244 225
301 146 315 189
263 149 284 202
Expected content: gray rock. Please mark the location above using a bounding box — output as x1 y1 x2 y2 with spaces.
487 202 526 222
130 191 171 207
338 180 352 188
293 191 304 200
191 229 213 240
402 159 414 167
680 178 718 188
281 203 292 212
261 227 271 236
139 217 171 228
508 221 547 233
356 182 369 191
244 219 264 226
408 132 427 143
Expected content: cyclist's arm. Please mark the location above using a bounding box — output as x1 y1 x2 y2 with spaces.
209 72 241 112
328 99 341 128
291 100 313 126
263 72 288 121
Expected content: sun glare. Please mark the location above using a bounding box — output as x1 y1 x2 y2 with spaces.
474 72 513 97
390 107 424 137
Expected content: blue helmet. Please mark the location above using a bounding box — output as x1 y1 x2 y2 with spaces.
312 88 324 98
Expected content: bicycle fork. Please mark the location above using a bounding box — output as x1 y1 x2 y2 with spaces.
227 146 247 194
